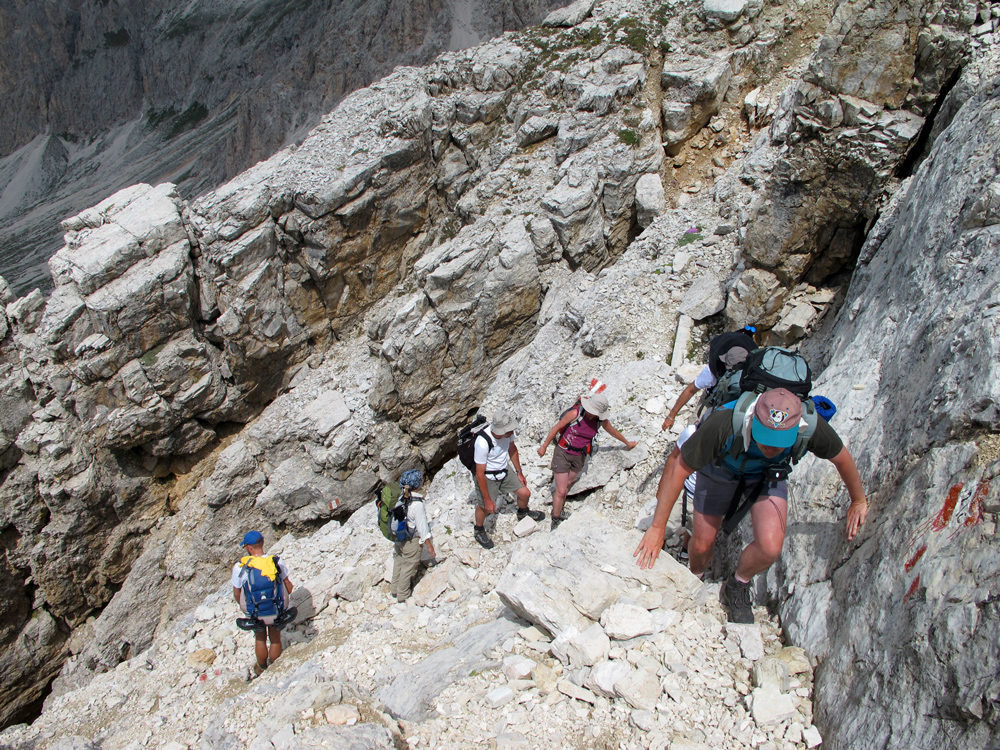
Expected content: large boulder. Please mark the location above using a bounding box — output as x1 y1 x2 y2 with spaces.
495 508 701 638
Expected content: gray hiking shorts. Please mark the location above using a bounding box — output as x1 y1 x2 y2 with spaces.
692 463 788 517
475 470 525 508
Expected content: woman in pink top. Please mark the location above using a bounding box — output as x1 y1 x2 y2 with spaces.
538 381 637 529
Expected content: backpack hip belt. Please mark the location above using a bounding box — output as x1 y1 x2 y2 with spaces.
485 468 508 481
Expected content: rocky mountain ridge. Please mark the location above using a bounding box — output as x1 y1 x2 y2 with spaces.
0 0 997 746
0 0 570 296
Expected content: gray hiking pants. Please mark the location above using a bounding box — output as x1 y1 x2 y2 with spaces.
391 538 422 601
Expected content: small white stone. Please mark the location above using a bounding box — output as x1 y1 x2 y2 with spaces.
486 687 515 708
513 516 539 537
644 397 665 415
503 655 537 681
803 726 823 747
325 704 360 725
750 685 798 726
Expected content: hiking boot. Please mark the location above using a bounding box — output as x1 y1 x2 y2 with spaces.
721 576 754 624
550 515 564 531
517 508 545 522
474 527 495 549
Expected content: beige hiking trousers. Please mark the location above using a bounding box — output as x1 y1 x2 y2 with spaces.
390 537 422 601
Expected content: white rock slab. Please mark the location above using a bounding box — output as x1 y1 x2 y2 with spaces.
586 660 632 698
486 686 515 708
614 667 662 711
566 624 610 668
601 603 655 640
503 655 537 681
679 273 726 320
557 679 596 704
702 0 748 24
513 516 539 537
750 685 798 725
724 622 764 661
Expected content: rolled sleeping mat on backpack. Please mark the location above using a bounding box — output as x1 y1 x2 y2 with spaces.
274 607 298 630
236 617 267 632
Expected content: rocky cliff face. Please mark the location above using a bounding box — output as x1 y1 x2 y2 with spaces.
0 0 997 744
766 51 1000 749
0 0 570 295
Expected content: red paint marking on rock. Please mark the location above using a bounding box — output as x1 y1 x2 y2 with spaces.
905 545 926 573
931 484 963 531
905 575 920 601
965 481 989 528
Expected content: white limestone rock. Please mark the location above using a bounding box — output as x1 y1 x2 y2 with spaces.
751 657 792 692
503 655 537 681
565 624 610 668
512 516 539 537
613 667 661 711
486 686 515 708
600 603 655 640
585 660 631 698
543 0 596 27
635 173 666 228
701 0 748 25
678 273 726 320
725 623 765 661
749 685 798 725
517 116 558 147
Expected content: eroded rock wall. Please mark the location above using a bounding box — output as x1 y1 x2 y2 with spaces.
770 53 1000 748
0 0 571 295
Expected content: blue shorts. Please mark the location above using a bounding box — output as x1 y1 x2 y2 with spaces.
692 463 788 517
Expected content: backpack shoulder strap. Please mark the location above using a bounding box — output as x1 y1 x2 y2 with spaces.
790 399 819 463
475 430 494 453
726 392 757 460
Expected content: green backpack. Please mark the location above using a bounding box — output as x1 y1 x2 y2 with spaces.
375 483 414 542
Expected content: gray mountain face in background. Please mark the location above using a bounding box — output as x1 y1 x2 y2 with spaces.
0 0 569 295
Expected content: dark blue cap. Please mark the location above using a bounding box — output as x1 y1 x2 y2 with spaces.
241 530 264 546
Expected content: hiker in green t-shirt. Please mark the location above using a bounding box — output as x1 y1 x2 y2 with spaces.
634 389 867 624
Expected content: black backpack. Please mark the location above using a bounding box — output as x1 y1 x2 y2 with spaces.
458 415 493 473
700 331 758 412
707 331 757 379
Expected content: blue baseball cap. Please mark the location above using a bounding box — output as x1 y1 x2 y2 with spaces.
241 530 264 546
751 389 802 448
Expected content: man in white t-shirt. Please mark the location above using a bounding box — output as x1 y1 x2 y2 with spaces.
473 408 543 549
232 531 293 679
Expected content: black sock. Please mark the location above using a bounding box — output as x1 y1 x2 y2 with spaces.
517 508 528 516
474 525 485 531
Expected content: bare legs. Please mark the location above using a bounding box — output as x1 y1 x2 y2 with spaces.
552 470 580 519
254 626 282 670
688 495 788 579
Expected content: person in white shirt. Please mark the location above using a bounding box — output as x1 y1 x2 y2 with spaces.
661 327 758 431
231 531 293 679
473 408 543 549
390 470 437 603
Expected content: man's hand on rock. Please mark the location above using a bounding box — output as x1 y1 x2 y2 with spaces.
634 525 664 569
846 497 868 541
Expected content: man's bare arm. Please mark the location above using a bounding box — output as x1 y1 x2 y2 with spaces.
829 447 868 541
